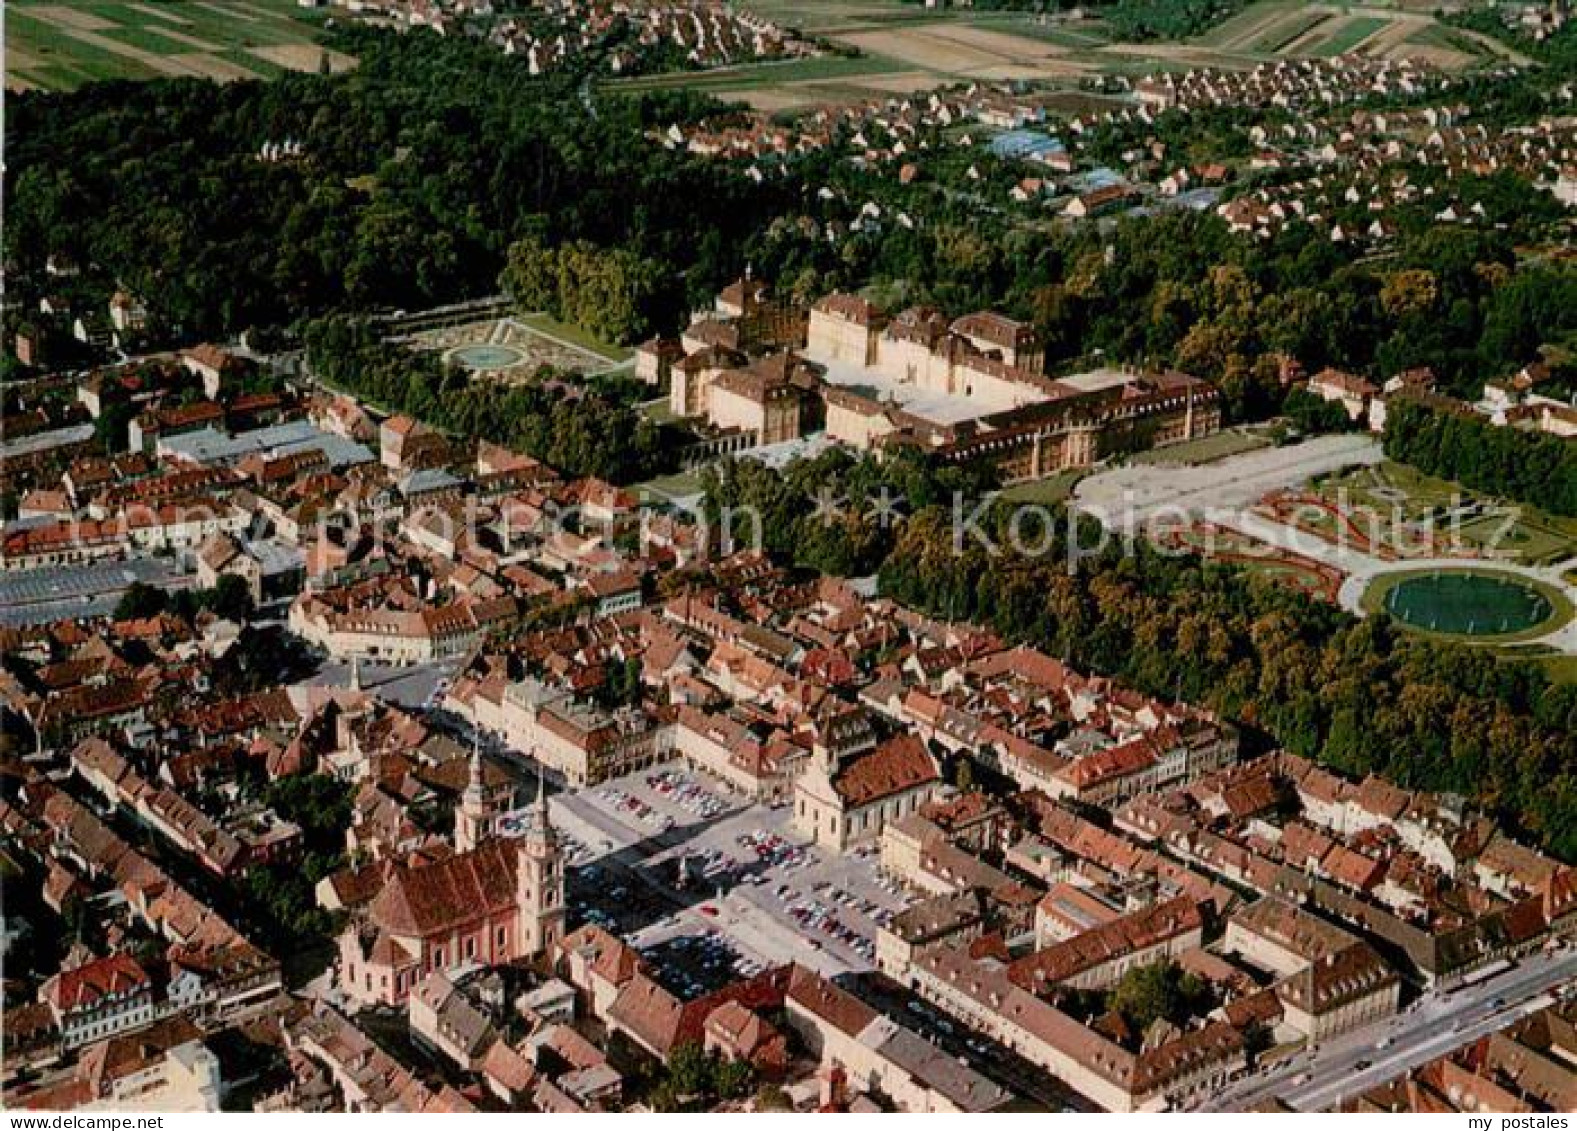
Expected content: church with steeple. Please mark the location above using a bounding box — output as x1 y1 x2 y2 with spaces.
455 741 495 854
337 750 565 1007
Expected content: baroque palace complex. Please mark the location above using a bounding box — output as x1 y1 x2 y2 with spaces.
7 0 1577 1117
640 277 1220 477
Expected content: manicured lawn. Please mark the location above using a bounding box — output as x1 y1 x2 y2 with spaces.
639 398 682 426
999 470 1085 506
1456 513 1575 565
1535 654 1577 685
1242 560 1329 591
1130 428 1273 466
517 314 631 364
1313 461 1577 566
1494 647 1577 685
638 469 707 503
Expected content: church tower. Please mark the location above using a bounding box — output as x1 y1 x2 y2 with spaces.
516 771 565 955
455 740 490 854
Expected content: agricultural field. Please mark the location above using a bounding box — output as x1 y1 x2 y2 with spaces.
1194 0 1494 69
619 0 1505 112
610 51 917 108
617 14 1106 111
833 21 1096 82
5 0 355 92
1310 16 1391 57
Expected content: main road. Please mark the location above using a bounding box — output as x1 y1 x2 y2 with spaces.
1204 946 1577 1111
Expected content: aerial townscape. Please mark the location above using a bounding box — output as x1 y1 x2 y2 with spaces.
5 0 1577 1119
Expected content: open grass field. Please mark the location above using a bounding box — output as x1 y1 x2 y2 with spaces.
5 0 355 92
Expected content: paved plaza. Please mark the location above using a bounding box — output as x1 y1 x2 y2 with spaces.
544 765 915 983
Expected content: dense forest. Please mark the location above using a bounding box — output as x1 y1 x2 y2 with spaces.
703 454 1577 861
1088 0 1249 42
10 22 1577 409
498 232 678 346
4 29 784 340
1384 398 1577 517
698 445 1000 577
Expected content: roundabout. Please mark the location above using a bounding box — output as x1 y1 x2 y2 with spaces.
1360 567 1573 643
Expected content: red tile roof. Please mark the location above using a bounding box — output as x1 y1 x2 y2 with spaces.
832 733 938 808
46 954 151 1013
367 840 519 938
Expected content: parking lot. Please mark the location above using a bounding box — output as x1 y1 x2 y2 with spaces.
548 765 1085 1111
550 765 915 989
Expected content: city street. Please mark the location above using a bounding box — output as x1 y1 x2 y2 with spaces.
1206 947 1577 1111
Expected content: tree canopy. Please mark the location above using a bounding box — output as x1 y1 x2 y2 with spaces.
304 316 677 483
1384 398 1577 517
4 29 788 341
